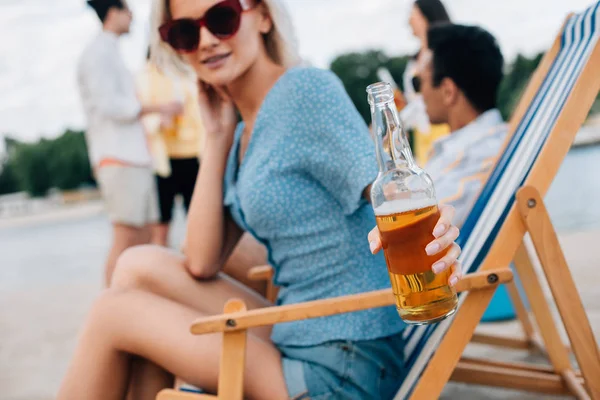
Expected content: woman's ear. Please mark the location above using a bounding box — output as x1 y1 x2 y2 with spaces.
256 3 273 34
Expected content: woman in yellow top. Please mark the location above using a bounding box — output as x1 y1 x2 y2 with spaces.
402 0 452 164
137 52 205 246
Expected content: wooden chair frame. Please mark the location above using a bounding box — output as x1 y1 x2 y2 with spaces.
158 12 600 400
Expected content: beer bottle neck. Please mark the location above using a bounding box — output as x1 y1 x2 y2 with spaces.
369 97 417 173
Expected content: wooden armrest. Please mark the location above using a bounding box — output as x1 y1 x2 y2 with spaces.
157 389 216 400
191 268 512 335
247 265 274 281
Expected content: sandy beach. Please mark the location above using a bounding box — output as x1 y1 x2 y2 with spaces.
0 198 599 400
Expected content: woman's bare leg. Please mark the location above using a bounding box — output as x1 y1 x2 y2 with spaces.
112 245 273 398
111 245 271 329
150 223 170 247
58 289 288 400
111 237 269 303
127 358 174 400
68 245 278 400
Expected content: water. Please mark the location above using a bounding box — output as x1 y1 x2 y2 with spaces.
545 145 600 231
0 146 599 292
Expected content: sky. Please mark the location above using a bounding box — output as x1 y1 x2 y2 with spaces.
0 0 596 146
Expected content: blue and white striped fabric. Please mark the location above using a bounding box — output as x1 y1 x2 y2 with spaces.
395 2 600 399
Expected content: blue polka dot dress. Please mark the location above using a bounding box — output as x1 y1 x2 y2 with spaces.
223 67 406 347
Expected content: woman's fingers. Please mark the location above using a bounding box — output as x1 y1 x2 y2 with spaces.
433 204 455 238
431 243 461 274
426 224 460 256
448 262 463 287
368 226 382 254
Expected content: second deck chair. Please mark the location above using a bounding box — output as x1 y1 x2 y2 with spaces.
158 3 600 399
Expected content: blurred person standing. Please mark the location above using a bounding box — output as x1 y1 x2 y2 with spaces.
78 0 182 285
136 51 205 247
402 0 452 164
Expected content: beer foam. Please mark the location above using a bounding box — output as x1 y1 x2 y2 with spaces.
374 198 437 216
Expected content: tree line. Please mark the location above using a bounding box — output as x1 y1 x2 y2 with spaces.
0 130 94 197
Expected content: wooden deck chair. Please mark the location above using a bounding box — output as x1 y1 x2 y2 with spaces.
250 0 591 372
158 3 600 399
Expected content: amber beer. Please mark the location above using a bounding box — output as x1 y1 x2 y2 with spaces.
375 201 458 324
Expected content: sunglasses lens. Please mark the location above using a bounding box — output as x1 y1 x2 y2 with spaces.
159 1 244 52
164 20 200 52
205 3 241 38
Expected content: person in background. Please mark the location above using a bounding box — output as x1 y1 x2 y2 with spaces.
137 50 205 247
78 0 182 285
414 24 507 227
402 0 452 165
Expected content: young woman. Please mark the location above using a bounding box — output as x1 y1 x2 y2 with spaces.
58 0 462 399
403 0 452 164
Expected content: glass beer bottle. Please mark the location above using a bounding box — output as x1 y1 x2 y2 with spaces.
366 82 458 324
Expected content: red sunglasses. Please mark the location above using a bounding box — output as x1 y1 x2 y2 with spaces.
159 0 257 53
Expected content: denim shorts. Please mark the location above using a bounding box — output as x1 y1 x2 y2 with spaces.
280 333 406 399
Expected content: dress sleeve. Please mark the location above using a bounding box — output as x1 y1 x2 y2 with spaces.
290 69 378 215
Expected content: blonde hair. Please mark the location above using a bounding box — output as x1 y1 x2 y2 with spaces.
149 0 301 76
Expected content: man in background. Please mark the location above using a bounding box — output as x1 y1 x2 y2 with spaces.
78 0 182 285
419 23 507 227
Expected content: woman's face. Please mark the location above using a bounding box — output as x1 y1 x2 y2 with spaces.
408 5 428 41
168 0 272 86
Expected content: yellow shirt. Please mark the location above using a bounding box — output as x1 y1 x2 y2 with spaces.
414 123 451 165
136 62 205 176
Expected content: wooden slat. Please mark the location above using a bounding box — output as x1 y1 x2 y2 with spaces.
265 282 279 303
458 356 579 376
246 265 273 281
245 265 513 311
452 360 581 395
247 265 278 302
517 187 600 399
506 280 536 340
513 240 572 372
156 390 216 400
217 300 247 400
562 370 592 400
471 331 569 358
190 269 512 335
409 287 498 399
470 333 532 349
454 269 513 292
192 288 392 335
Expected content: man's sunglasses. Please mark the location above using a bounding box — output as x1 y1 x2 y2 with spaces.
159 0 257 53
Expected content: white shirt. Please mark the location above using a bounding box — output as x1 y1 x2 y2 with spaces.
400 58 431 133
77 30 151 167
425 109 507 227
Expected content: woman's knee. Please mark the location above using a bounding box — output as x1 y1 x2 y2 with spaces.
110 245 172 291
81 289 127 341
